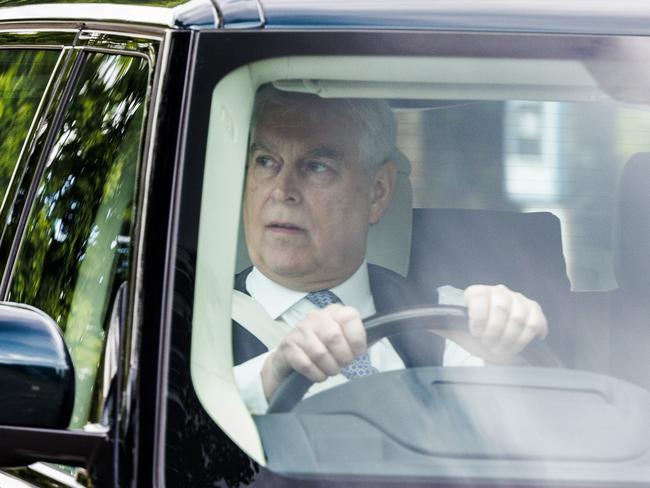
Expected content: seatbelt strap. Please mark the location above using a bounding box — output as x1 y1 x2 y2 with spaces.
231 290 291 350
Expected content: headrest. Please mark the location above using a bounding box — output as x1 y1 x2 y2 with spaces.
366 148 413 276
614 152 650 292
408 209 571 304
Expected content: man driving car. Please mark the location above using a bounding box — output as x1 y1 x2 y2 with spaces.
233 85 548 414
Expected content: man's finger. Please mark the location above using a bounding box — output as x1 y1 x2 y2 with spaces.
281 342 328 382
308 313 357 370
327 304 367 356
300 329 343 376
510 301 548 353
528 301 548 340
481 285 512 346
490 292 528 355
317 325 356 365
465 285 490 336
495 298 547 356
505 326 539 356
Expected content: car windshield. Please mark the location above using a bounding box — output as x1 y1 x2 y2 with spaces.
188 48 650 484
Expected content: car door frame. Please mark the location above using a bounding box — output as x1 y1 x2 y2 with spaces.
0 20 192 488
164 26 650 487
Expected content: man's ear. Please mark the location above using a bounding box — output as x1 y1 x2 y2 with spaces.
368 161 398 225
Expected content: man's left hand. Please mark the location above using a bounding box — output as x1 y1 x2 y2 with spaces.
464 284 548 358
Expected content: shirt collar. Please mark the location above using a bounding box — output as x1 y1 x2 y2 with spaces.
246 261 371 319
330 261 371 311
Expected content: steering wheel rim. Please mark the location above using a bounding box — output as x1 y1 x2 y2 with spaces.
266 305 563 413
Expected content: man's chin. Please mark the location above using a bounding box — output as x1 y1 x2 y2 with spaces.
254 258 321 286
262 261 313 279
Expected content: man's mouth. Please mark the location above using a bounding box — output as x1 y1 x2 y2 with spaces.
267 222 305 234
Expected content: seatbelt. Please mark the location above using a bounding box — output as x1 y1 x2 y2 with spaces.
231 290 291 350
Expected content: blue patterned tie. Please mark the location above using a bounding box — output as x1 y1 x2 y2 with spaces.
305 290 378 378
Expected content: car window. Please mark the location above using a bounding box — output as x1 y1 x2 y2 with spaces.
0 49 60 207
173 35 650 486
7 51 149 431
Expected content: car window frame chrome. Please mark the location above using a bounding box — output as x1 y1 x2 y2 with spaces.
0 0 220 30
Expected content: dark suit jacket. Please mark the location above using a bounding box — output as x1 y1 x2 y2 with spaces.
232 264 444 368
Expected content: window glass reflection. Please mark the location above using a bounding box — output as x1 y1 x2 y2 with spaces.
0 49 60 204
8 52 149 428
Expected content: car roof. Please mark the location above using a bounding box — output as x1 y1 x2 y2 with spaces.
256 0 650 35
1 0 650 34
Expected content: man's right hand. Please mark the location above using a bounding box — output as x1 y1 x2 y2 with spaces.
261 304 367 402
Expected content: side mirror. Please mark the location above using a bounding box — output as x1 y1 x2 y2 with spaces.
0 302 75 428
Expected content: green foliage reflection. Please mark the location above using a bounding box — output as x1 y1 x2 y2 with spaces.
9 52 148 427
0 49 59 204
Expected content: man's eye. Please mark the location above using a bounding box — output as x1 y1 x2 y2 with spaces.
255 156 275 168
306 161 329 173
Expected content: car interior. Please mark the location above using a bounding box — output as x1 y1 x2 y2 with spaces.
190 54 650 481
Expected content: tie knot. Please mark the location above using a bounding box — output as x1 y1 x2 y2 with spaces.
306 290 341 308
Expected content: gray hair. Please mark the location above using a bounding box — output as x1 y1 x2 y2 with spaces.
251 83 396 173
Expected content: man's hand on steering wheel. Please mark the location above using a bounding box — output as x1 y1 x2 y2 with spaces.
261 285 548 402
261 304 367 401
464 284 548 358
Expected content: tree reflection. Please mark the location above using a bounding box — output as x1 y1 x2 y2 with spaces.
0 50 59 204
8 52 148 427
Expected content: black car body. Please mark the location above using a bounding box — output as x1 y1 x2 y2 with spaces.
0 0 649 486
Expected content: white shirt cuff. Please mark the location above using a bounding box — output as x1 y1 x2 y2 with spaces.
437 285 485 367
233 350 271 415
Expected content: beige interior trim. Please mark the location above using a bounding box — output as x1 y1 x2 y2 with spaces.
191 63 267 463
264 56 605 101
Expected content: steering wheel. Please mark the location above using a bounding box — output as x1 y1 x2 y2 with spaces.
267 305 563 413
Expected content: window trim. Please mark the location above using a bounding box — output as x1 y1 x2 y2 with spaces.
167 28 650 486
0 27 164 482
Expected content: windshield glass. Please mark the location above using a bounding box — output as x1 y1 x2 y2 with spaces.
187 48 650 485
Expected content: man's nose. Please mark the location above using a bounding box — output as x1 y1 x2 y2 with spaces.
271 165 301 204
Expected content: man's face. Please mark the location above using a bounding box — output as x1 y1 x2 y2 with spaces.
244 96 395 291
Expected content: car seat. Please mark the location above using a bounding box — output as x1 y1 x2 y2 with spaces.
408 208 573 363
609 153 650 387
573 152 650 388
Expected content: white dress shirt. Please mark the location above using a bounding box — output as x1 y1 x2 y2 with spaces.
233 262 482 414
